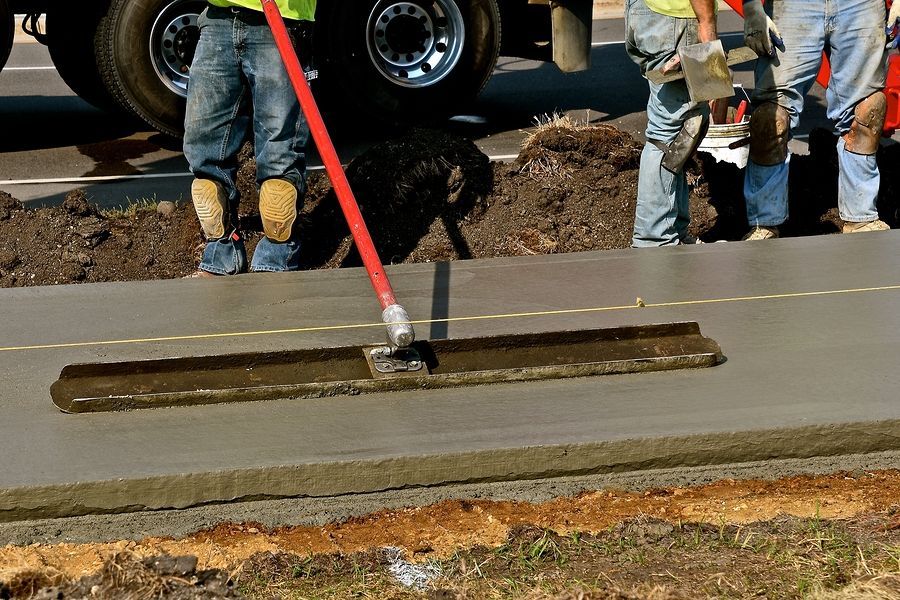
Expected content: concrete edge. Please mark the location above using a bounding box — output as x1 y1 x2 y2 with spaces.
4 450 899 546
2 419 899 523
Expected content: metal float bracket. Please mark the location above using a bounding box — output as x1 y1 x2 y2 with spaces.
365 346 427 379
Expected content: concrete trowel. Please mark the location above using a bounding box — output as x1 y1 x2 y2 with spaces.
47 2 726 414
647 41 757 102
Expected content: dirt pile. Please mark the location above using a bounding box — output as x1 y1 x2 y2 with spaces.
1 125 898 288
0 190 200 286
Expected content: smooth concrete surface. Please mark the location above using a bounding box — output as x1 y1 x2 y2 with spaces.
1 233 900 521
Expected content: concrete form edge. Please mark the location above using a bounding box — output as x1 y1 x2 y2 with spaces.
2 419 899 522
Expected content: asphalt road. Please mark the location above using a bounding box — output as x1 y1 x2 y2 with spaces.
0 11 846 209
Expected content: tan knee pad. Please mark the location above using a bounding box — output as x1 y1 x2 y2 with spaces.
259 178 298 243
749 103 790 165
843 92 887 155
191 178 228 240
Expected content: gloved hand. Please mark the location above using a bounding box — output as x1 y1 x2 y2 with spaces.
887 1 900 49
743 0 784 57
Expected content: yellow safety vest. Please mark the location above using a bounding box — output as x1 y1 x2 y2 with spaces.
644 0 697 18
208 0 316 22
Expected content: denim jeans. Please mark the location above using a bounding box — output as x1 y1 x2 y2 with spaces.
625 0 706 247
183 5 309 274
745 0 888 226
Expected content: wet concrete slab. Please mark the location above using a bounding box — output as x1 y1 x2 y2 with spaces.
1 233 900 521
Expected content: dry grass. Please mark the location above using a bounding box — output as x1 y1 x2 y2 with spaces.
518 113 590 180
100 197 161 219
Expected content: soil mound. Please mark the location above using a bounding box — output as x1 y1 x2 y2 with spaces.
298 129 494 267
1 125 897 288
0 190 201 286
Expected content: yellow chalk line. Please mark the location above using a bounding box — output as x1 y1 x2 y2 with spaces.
2 283 900 353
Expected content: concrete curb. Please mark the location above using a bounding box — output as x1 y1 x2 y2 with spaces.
3 419 899 523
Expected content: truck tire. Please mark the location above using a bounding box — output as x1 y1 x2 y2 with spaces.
96 0 205 137
0 0 12 73
317 0 501 121
45 1 120 112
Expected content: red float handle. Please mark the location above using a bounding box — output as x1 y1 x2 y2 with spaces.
260 0 398 311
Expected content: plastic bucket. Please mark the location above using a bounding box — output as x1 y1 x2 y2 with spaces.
697 119 750 168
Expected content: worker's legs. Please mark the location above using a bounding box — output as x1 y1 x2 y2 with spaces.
625 0 705 247
183 6 251 275
241 16 310 272
826 0 888 225
744 0 825 231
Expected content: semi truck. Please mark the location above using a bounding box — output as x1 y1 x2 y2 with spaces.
0 0 594 136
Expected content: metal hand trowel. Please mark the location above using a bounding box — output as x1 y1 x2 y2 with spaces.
647 41 757 102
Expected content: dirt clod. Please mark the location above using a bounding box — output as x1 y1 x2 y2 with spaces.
156 200 177 217
61 190 96 218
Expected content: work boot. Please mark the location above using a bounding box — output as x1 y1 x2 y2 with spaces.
191 178 228 240
182 269 220 279
742 226 779 241
842 219 890 234
259 178 298 243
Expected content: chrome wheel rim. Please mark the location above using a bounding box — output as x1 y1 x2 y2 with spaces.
366 0 466 89
149 0 203 97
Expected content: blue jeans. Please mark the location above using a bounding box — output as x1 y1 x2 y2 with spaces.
183 5 309 274
745 0 888 226
625 0 706 247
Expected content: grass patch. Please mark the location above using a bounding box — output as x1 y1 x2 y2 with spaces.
100 197 165 219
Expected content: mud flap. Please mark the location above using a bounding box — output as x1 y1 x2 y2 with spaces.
50 322 724 413
549 0 593 72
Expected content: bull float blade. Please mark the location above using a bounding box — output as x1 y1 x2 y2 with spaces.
50 322 724 414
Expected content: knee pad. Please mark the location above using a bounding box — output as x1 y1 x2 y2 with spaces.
843 92 886 155
191 178 229 240
259 178 298 243
658 113 709 173
749 103 790 165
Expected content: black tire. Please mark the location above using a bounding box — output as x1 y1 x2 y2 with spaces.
96 0 206 137
0 0 12 73
45 0 120 112
316 0 501 121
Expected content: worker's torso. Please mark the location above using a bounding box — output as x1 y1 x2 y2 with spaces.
644 0 697 19
207 0 316 21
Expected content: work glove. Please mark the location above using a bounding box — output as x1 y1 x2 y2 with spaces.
887 1 900 49
743 0 784 58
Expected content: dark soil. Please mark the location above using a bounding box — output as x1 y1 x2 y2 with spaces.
1 126 898 288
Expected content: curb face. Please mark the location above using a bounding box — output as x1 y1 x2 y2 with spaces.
3 420 899 522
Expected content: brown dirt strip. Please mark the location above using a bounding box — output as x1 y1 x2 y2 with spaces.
2 470 898 582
